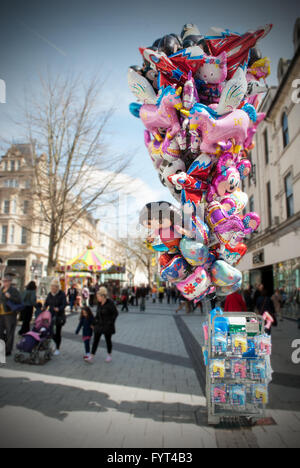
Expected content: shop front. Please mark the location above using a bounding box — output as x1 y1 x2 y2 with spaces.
239 230 300 298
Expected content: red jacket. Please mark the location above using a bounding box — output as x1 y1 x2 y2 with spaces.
224 292 247 312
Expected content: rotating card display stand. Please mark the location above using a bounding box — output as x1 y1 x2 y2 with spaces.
204 310 271 426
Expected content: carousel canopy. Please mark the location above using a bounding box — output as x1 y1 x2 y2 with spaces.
56 241 114 273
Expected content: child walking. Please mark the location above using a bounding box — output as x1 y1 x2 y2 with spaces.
75 306 94 360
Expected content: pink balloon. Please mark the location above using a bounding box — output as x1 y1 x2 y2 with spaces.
176 266 211 301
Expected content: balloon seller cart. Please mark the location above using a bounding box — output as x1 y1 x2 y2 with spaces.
203 309 272 426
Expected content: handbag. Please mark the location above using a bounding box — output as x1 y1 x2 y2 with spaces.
55 315 66 327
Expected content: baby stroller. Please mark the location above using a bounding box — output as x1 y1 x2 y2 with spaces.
15 310 53 365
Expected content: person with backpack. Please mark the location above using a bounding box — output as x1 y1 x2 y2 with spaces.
0 276 22 356
19 281 37 335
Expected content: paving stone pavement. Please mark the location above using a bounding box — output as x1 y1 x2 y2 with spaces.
0 300 299 448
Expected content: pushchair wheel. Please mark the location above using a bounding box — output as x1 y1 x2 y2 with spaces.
14 353 26 363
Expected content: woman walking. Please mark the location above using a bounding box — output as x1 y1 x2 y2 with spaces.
86 287 118 363
19 281 37 335
44 279 67 356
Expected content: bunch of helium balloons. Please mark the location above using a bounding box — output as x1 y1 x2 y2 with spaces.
128 23 272 303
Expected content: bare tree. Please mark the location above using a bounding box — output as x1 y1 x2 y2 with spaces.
122 237 157 286
15 72 129 275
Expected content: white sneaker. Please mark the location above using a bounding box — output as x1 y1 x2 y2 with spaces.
53 350 60 356
105 355 112 363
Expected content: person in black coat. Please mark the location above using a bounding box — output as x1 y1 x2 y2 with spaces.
0 276 22 356
44 279 67 355
86 287 118 363
256 288 276 335
67 284 78 312
19 281 37 336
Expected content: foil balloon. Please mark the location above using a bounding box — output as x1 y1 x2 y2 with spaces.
184 103 257 154
211 260 242 287
189 215 210 244
133 86 183 147
180 237 210 267
159 159 186 203
205 25 273 79
220 189 249 215
206 153 251 202
221 243 247 266
215 279 243 297
160 254 190 283
206 201 260 248
168 172 208 214
195 52 227 104
176 266 212 301
216 67 248 115
128 67 158 104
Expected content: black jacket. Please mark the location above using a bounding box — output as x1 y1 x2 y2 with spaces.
94 299 118 335
45 291 67 318
0 286 22 314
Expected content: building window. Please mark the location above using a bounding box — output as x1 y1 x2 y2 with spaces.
3 200 10 214
285 172 294 218
4 161 8 171
266 182 272 226
12 199 17 214
4 179 19 188
21 227 27 245
249 196 254 213
23 200 29 214
10 161 15 172
1 225 8 244
263 129 269 164
282 112 289 148
17 160 21 171
25 179 31 189
10 225 15 244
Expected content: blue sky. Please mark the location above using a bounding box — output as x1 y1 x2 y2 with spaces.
0 0 299 221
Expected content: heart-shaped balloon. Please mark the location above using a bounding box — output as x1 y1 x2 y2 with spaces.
176 266 211 301
160 254 190 283
211 260 242 287
180 238 210 267
215 279 243 296
222 243 247 266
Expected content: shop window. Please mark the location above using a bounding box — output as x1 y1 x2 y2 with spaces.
1 225 8 244
282 112 289 148
285 172 294 218
266 182 272 226
263 130 269 165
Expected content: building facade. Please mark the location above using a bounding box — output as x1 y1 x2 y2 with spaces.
239 18 300 299
0 144 102 288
